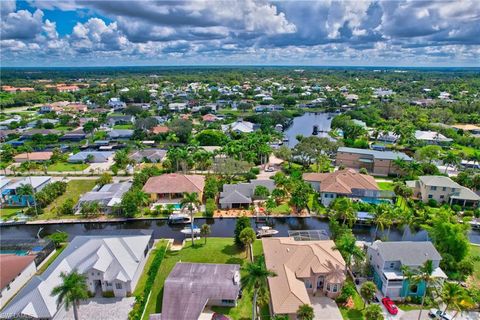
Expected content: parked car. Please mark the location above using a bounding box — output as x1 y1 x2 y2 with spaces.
265 167 275 172
382 296 398 315
212 313 230 320
428 309 453 320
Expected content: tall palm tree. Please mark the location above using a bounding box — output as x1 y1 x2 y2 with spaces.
16 184 34 207
441 282 465 315
242 256 277 320
333 231 364 270
180 192 201 246
239 227 256 261
51 270 89 320
443 152 460 174
296 304 314 320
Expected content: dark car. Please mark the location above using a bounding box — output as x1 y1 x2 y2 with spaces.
212 313 230 320
382 296 398 315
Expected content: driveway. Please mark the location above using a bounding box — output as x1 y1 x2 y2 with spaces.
310 296 343 320
56 297 135 320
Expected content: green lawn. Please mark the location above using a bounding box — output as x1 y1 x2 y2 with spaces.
36 243 67 274
377 181 394 191
113 124 134 129
451 144 478 157
0 207 26 219
143 238 265 320
339 279 365 320
39 180 97 220
134 240 169 296
47 162 88 172
469 244 480 289
271 203 291 214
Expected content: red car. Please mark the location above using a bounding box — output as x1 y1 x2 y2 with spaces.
382 296 399 315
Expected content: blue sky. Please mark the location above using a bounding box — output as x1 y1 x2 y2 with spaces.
1 0 479 67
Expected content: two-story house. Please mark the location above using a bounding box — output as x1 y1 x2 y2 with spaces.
406 176 480 207
367 241 447 300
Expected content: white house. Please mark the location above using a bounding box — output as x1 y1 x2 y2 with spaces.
2 232 153 319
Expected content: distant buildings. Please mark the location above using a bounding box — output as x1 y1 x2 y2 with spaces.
336 147 411 176
13 152 53 163
129 149 167 163
221 119 258 134
68 151 113 163
414 130 453 145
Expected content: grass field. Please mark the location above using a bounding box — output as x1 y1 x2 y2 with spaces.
469 244 480 288
47 162 88 171
377 181 394 191
143 238 265 320
134 240 169 297
0 207 26 219
39 180 97 220
271 203 291 214
113 124 134 129
339 279 365 320
36 243 67 274
451 144 478 157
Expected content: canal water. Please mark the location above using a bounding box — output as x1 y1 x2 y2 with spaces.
3 217 478 244
284 112 334 147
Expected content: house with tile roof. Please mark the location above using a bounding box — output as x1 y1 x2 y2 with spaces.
336 147 412 176
303 169 394 206
2 232 153 319
0 255 37 309
368 241 446 300
262 237 346 318
406 175 480 207
13 152 53 163
142 174 205 202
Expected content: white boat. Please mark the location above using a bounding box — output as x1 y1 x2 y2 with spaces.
256 226 279 238
180 225 201 235
168 213 191 224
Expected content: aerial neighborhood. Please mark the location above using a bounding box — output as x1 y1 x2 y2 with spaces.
1 67 479 320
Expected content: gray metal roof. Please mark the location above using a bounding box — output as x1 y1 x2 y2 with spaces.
338 147 412 161
68 151 113 163
2 232 152 319
129 149 167 163
219 179 275 204
77 182 132 208
371 241 442 266
160 263 241 320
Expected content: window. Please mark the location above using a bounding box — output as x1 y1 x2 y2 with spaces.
442 187 447 191
440 195 444 199
389 262 395 269
91 272 94 276
409 284 418 294
333 284 338 293
221 299 235 304
115 283 122 290
428 195 433 199
326 283 331 291
6 284 10 291
97 272 100 276
304 279 312 289
430 186 437 191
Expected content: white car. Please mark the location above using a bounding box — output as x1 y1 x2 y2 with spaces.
428 309 453 320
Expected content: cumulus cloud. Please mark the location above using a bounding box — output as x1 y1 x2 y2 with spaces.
1 0 479 66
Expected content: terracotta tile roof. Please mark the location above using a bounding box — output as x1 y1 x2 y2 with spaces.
0 254 36 290
150 125 170 134
142 174 205 194
303 169 379 194
263 237 346 315
14 152 53 162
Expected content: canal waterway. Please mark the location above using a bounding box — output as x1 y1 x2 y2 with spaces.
284 112 334 147
1 217 479 244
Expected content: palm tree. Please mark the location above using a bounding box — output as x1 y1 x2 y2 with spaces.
296 304 314 320
51 270 89 320
180 192 201 246
333 231 364 270
441 282 465 315
402 260 439 320
200 223 211 244
80 201 101 218
360 281 377 308
16 184 34 207
373 204 389 239
443 152 460 174
400 209 416 240
239 227 256 261
364 304 383 320
242 256 277 320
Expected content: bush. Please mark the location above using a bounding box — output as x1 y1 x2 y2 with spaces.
451 204 462 212
58 198 75 216
463 210 474 217
102 291 115 298
427 199 438 207
250 167 260 174
205 198 216 217
359 168 369 175
128 243 167 320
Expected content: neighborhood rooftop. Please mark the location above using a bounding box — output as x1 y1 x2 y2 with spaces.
337 147 412 161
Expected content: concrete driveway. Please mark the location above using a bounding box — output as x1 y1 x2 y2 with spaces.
56 297 135 320
310 296 343 320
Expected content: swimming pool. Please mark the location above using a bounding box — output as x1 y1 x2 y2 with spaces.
0 250 29 256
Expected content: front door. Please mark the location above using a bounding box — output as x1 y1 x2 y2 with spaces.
317 276 324 290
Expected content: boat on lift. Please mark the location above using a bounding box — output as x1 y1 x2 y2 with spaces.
168 213 191 224
180 224 201 235
256 226 279 238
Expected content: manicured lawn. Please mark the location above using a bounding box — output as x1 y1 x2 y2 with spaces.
113 124 134 129
339 279 365 320
451 144 478 157
271 203 291 214
36 243 67 274
469 244 480 288
377 181 394 191
39 180 97 220
0 207 26 219
134 240 169 296
143 238 265 320
47 162 88 172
